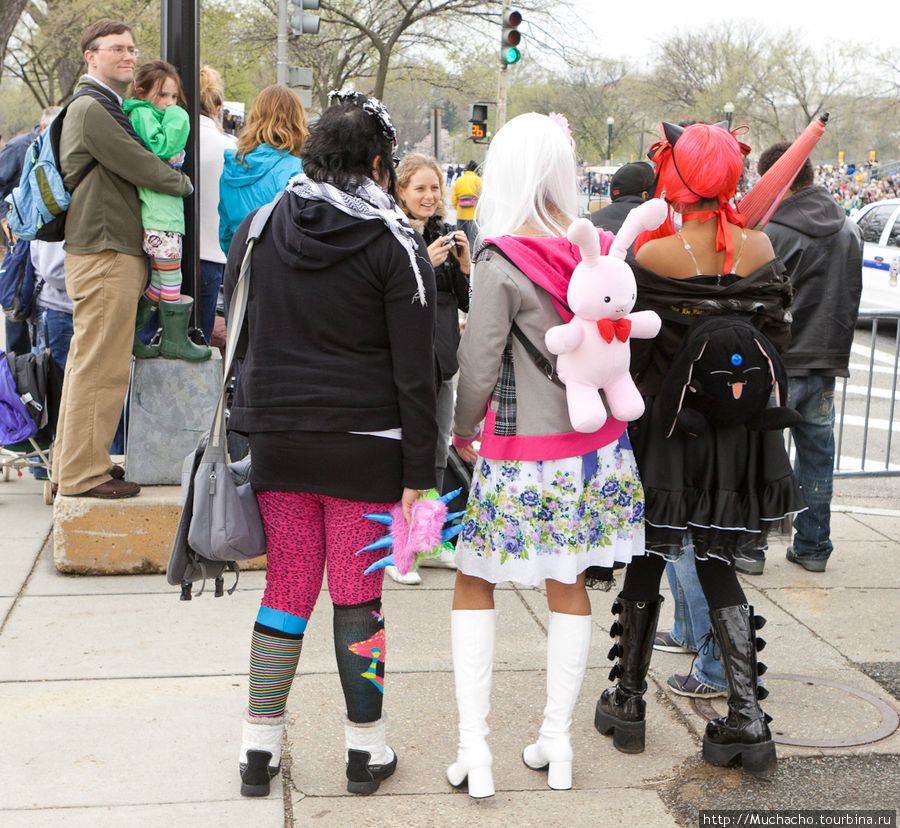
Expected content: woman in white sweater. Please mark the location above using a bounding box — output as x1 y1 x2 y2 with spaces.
197 65 236 345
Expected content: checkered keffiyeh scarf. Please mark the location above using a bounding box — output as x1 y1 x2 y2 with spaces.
288 173 426 306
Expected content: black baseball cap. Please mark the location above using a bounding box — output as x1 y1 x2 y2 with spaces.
610 162 655 199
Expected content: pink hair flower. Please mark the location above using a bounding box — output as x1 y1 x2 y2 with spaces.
549 112 574 146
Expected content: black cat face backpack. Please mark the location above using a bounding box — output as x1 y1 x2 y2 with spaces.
658 316 801 437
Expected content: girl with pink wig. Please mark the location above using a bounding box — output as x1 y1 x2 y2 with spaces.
594 122 804 777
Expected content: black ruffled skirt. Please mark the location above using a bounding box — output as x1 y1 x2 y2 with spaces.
629 395 806 563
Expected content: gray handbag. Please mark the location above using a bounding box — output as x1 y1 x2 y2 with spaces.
181 194 285 572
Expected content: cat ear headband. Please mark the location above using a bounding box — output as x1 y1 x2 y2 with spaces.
646 121 751 198
327 88 397 146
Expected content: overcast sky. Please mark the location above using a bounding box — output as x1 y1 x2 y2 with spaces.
567 0 891 63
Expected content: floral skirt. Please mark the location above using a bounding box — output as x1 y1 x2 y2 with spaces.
455 436 645 586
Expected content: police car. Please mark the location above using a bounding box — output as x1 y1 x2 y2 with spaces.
851 199 900 312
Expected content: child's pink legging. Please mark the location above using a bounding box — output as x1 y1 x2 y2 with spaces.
256 490 393 618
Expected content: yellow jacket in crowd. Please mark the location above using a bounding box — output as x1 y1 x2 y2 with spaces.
452 170 482 221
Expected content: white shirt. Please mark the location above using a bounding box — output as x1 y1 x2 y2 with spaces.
198 114 237 264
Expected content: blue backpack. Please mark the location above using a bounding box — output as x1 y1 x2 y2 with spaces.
4 91 98 242
0 237 41 322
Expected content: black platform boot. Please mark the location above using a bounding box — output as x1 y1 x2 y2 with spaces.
594 594 663 753
702 605 776 777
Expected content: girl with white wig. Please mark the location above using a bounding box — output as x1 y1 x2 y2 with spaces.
447 112 646 797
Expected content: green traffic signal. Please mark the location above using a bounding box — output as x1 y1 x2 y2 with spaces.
503 46 521 65
500 9 522 66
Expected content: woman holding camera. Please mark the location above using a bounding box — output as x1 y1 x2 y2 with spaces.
391 153 471 583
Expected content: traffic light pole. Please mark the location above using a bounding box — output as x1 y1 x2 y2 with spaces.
277 0 288 84
495 0 511 131
496 65 509 132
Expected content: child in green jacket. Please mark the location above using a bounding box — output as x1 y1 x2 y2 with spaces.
124 60 209 361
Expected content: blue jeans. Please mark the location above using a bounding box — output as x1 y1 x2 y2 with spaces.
666 553 726 691
31 309 74 479
38 308 74 371
457 219 478 250
787 376 835 561
198 259 224 345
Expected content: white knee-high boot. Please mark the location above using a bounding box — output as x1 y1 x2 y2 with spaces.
522 611 592 790
446 608 496 798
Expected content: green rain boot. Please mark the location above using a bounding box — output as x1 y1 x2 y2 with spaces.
133 294 159 358
159 297 211 361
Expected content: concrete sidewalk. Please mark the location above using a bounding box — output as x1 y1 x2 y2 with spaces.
1 472 898 827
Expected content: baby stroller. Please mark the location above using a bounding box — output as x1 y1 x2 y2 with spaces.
0 349 61 504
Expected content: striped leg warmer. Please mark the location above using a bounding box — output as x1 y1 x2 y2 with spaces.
248 608 307 718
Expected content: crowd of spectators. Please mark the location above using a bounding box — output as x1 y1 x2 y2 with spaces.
814 164 900 213
740 162 900 213
578 158 900 216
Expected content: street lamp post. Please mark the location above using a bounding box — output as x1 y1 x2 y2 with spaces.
724 102 734 130
607 116 614 163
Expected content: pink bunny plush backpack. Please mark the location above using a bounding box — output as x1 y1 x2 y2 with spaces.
545 198 668 433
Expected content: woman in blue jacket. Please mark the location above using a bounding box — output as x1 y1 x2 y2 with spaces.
218 85 308 256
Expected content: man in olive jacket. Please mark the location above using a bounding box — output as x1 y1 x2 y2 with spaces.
52 18 193 498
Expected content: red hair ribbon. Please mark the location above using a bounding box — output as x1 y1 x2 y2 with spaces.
597 318 632 343
682 199 746 274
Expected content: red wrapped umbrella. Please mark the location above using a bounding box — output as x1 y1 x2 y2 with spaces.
737 113 829 228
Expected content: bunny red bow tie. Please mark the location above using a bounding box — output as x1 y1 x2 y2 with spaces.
596 318 632 343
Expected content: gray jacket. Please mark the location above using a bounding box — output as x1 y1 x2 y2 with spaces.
454 248 574 441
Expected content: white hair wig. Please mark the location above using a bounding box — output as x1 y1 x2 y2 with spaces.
476 112 577 239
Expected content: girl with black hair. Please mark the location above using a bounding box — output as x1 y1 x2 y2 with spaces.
223 91 437 798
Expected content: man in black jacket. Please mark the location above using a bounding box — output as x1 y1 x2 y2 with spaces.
753 143 863 574
590 161 655 234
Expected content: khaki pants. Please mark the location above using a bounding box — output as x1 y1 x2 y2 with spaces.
52 250 145 495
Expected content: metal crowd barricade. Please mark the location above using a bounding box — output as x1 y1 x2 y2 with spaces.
833 310 900 478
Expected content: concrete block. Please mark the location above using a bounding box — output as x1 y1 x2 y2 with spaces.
126 351 222 485
52 486 266 575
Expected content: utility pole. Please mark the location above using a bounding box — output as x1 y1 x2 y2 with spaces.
277 0 288 84
162 0 199 308
430 109 442 162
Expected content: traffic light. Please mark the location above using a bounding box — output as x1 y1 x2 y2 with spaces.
290 0 320 35
469 103 488 141
500 9 522 65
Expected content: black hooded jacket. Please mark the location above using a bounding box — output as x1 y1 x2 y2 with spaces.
764 186 863 377
223 190 438 499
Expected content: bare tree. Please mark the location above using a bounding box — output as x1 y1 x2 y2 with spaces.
5 0 159 106
0 0 29 89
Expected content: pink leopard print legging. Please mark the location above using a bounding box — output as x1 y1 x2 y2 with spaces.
256 490 393 618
